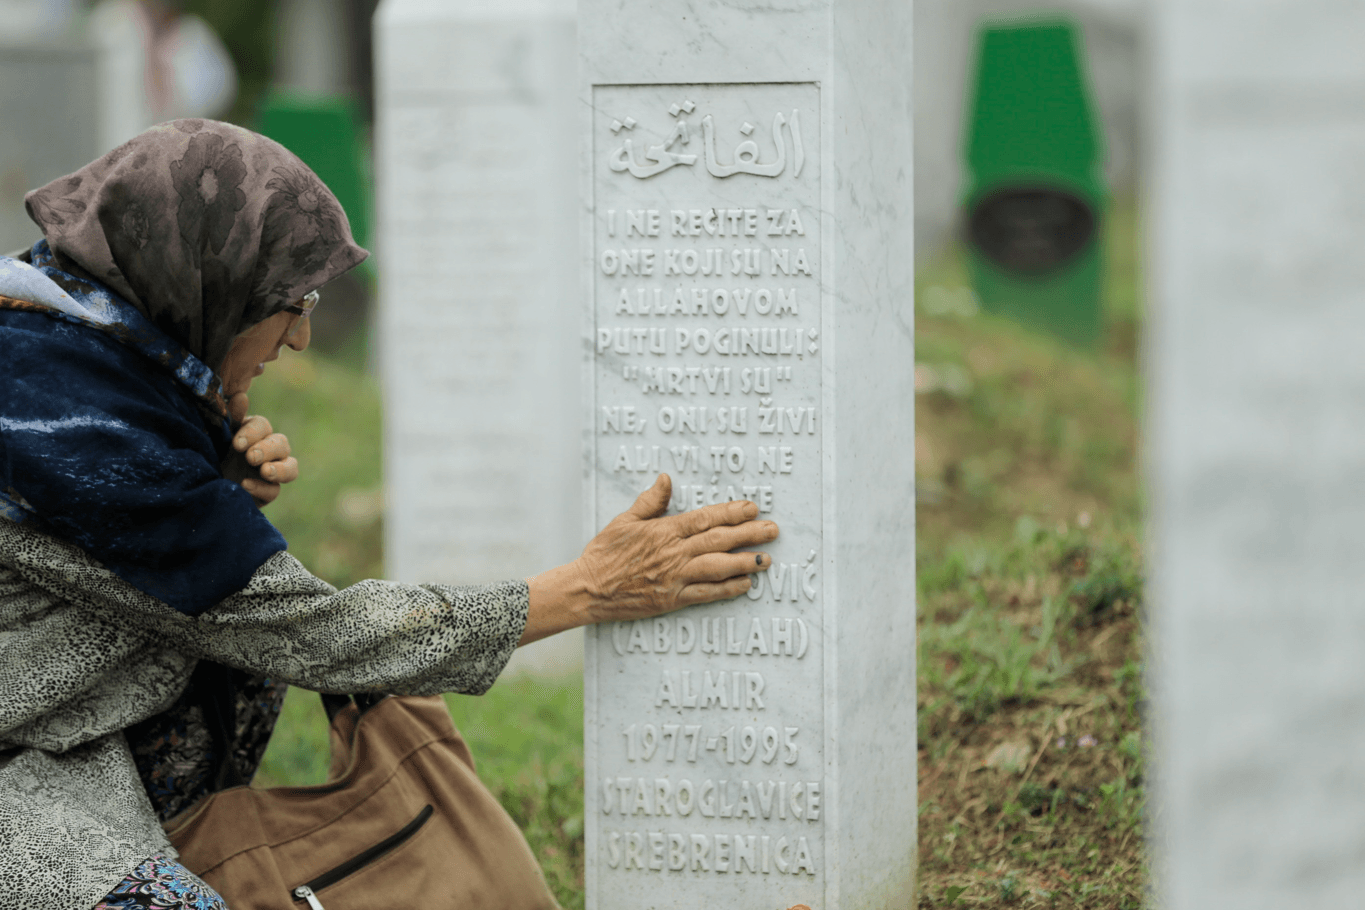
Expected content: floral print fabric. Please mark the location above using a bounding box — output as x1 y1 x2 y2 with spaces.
92 854 228 910
23 118 367 373
126 670 287 823
169 131 248 258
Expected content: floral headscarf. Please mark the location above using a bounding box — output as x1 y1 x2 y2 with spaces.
24 118 368 373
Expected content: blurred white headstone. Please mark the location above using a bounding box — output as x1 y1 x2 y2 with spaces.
0 0 75 37
1149 2 1365 906
275 0 348 97
375 0 582 676
580 2 915 906
86 0 237 133
0 29 141 254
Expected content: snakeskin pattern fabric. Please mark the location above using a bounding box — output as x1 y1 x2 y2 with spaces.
0 518 530 910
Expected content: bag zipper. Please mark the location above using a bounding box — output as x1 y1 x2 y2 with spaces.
291 804 434 910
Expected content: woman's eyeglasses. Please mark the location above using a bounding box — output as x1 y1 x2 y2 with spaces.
282 290 318 339
283 290 319 319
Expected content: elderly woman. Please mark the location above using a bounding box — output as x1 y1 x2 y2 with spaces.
0 121 777 910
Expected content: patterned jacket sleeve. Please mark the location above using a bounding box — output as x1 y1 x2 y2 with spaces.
0 521 530 696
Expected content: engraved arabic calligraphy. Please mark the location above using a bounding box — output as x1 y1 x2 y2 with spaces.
610 99 806 180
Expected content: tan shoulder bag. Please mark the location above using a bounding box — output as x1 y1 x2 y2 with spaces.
163 694 561 910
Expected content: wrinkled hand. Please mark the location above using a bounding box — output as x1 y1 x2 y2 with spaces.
220 392 299 507
576 473 779 623
522 474 781 645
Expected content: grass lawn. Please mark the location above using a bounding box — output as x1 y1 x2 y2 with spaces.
913 201 1146 908
251 200 1146 908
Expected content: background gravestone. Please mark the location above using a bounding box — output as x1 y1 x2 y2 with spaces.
581 2 915 906
963 19 1106 345
0 37 100 254
274 0 350 99
0 32 141 254
914 0 1137 262
374 0 582 675
1149 1 1365 906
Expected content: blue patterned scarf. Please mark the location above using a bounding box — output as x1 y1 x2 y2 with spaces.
0 241 287 615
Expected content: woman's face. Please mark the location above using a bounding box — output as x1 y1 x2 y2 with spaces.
218 306 311 398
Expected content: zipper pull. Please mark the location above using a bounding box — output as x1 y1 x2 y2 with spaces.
294 885 326 910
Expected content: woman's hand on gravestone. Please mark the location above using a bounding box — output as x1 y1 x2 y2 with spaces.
522 473 779 646
221 392 299 507
579 473 779 612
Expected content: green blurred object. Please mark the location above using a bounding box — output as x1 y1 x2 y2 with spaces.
962 18 1106 345
257 94 372 252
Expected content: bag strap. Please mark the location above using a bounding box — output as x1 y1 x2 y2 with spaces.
321 692 388 723
198 667 390 789
320 692 353 723
192 661 248 791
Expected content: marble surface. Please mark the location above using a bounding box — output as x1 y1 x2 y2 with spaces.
375 0 583 675
274 0 349 97
582 3 915 907
0 35 138 253
1148 2 1365 907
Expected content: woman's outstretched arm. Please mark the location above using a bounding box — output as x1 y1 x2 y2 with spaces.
0 474 776 705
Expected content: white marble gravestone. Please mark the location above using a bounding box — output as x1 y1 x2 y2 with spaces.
375 0 583 675
0 38 96 253
275 0 348 97
581 3 916 907
0 31 141 254
1149 2 1365 906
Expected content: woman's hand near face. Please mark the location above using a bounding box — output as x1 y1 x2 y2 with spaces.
521 474 780 646
222 392 299 507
